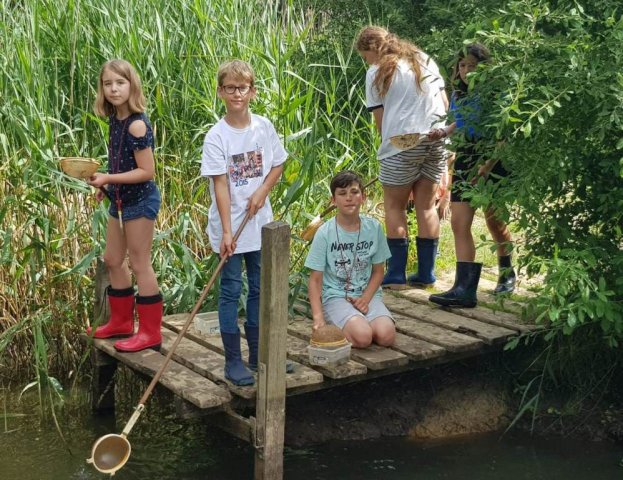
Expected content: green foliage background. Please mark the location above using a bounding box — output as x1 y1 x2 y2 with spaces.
1 0 622 405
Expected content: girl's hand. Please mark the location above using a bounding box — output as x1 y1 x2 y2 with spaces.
426 128 446 141
95 188 107 203
219 232 236 259
87 172 109 188
347 296 369 315
471 165 490 185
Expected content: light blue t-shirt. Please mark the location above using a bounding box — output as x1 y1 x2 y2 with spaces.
305 216 391 303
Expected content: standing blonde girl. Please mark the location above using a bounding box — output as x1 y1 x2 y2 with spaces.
87 59 163 352
356 26 448 290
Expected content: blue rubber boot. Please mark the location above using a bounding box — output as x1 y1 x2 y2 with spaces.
244 324 294 373
244 324 259 372
381 237 409 289
407 237 439 288
222 331 254 386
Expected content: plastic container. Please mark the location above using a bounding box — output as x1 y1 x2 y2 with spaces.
307 343 351 366
194 312 220 335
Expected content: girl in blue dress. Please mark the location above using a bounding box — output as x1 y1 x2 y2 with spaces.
428 44 516 308
87 59 163 351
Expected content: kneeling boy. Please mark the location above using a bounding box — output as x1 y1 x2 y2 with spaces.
305 171 395 348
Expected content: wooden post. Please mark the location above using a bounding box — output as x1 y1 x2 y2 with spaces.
254 221 290 480
93 257 111 325
90 257 116 412
90 349 117 412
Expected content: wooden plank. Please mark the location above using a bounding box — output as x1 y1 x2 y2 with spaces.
163 315 324 392
391 313 484 353
391 332 447 361
384 294 517 345
159 329 255 400
288 318 409 370
92 338 231 410
207 408 254 443
393 288 535 333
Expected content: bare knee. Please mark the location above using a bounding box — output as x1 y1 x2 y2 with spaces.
129 257 153 278
103 251 125 271
344 318 373 348
451 215 470 237
372 317 396 346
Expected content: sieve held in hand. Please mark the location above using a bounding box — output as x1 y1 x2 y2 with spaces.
389 133 428 150
59 157 111 199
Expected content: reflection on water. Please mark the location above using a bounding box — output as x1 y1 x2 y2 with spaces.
1 385 622 479
284 434 623 480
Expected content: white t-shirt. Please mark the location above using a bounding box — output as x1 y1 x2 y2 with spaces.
201 114 287 253
365 54 446 160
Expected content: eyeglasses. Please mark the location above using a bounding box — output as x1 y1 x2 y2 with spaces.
221 85 252 95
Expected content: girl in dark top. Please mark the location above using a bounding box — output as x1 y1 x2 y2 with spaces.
427 43 516 308
87 59 163 351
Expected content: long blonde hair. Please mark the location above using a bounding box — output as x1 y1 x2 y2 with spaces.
93 59 146 117
355 26 424 97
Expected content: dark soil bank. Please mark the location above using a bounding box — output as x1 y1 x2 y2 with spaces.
282 353 623 447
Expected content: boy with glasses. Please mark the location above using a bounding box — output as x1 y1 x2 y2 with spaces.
201 60 287 385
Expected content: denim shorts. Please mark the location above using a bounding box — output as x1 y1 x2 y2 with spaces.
108 187 161 221
323 296 394 330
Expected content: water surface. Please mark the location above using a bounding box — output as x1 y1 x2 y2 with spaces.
1 388 622 479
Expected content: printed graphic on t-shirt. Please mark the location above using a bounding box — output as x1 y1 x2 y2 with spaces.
228 146 264 187
330 239 374 295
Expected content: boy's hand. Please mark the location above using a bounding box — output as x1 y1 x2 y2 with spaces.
347 296 369 315
312 318 326 331
219 232 235 258
247 185 268 216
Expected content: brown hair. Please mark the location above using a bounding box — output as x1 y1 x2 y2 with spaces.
93 59 146 117
451 42 491 94
355 26 424 97
217 59 255 87
330 170 364 196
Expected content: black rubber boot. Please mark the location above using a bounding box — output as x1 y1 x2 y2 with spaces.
494 254 516 295
429 262 482 308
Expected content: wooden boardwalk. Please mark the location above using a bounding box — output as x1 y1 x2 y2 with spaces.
90 282 534 415
87 224 538 479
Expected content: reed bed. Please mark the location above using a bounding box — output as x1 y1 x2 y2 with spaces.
0 0 379 381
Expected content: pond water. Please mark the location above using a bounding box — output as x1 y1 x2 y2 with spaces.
1 386 622 479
